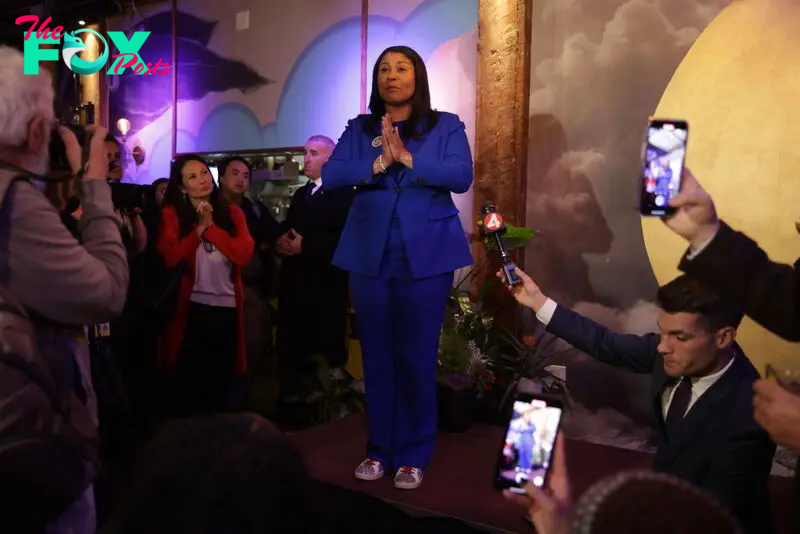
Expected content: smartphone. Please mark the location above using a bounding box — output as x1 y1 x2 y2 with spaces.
639 118 688 216
493 393 564 494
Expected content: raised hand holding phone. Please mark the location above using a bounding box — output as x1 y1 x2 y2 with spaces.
662 167 720 250
639 118 688 217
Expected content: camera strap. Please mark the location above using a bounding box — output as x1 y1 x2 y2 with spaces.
0 160 83 184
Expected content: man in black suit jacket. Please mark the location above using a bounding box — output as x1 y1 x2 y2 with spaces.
505 268 775 534
276 136 354 395
663 167 800 531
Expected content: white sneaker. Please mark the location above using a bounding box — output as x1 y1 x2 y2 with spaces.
393 466 423 489
354 458 384 481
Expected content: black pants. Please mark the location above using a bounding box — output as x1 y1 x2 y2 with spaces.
162 302 238 418
794 466 800 534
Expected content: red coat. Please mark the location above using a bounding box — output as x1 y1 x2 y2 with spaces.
156 204 254 373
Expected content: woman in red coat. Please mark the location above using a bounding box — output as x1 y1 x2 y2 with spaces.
157 154 254 416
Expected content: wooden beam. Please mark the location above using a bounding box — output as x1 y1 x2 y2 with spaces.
97 16 109 128
472 0 532 327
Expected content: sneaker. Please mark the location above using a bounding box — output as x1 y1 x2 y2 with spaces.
393 466 423 489
354 458 384 481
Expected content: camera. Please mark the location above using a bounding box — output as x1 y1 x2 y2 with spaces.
108 181 148 212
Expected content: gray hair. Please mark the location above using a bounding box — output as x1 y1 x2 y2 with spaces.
0 46 54 147
306 135 335 152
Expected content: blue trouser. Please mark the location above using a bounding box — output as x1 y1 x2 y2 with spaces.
518 432 534 470
350 271 453 470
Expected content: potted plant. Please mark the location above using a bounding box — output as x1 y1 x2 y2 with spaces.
299 354 366 426
491 315 571 414
437 326 495 433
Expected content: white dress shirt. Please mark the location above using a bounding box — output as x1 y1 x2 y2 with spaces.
535 298 735 420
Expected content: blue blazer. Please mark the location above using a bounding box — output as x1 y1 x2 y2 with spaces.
321 111 474 279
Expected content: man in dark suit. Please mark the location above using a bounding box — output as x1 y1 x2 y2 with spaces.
276 136 354 396
505 267 775 534
663 167 800 531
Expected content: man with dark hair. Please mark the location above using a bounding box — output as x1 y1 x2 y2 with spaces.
217 156 282 408
504 268 775 534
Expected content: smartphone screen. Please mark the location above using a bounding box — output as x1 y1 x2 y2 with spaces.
494 394 564 493
639 118 688 216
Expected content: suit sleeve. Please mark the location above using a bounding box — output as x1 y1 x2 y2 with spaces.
680 220 800 341
409 116 473 194
204 205 254 267
157 205 201 268
321 119 379 190
546 306 659 373
702 424 776 532
301 189 353 261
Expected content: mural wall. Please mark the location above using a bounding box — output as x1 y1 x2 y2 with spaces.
524 0 730 448
107 0 478 229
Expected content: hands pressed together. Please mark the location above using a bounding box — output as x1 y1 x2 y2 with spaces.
374 113 412 173
195 200 214 235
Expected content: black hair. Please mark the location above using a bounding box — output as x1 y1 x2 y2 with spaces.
104 134 121 147
363 45 439 140
218 156 251 178
656 275 743 332
100 414 325 534
163 154 235 238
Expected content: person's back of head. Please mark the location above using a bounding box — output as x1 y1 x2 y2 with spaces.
0 46 54 175
103 413 326 534
572 471 743 534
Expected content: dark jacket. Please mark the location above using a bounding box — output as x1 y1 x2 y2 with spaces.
546 304 775 534
680 221 800 341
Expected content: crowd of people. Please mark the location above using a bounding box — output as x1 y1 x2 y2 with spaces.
0 35 797 534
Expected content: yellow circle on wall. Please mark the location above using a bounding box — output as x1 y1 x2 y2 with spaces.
642 0 800 372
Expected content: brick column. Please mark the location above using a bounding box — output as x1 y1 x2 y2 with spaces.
472 0 532 325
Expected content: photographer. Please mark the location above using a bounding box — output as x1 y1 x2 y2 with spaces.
0 46 127 533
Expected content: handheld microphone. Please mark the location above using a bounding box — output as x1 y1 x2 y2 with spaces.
481 201 522 286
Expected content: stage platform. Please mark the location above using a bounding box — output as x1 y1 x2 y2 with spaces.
288 414 795 534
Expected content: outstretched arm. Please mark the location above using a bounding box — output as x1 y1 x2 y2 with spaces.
543 302 659 374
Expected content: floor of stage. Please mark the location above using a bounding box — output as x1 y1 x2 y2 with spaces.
287 414 795 534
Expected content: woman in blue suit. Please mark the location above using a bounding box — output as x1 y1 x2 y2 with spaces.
322 45 474 490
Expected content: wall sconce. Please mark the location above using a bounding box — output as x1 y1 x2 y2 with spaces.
132 144 146 166
116 117 131 142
